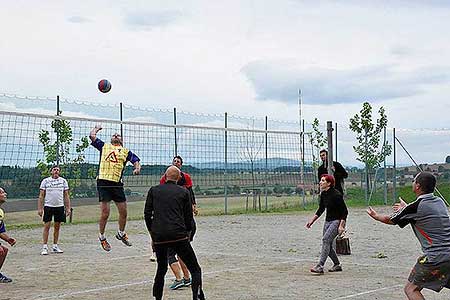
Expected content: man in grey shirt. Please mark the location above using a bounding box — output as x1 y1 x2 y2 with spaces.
367 172 450 300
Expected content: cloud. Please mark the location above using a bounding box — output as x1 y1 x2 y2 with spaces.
241 60 450 105
123 10 181 31
67 16 92 24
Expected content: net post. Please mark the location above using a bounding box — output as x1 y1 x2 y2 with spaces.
265 116 268 211
224 112 228 215
173 107 177 156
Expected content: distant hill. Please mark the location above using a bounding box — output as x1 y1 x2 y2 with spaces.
192 157 309 171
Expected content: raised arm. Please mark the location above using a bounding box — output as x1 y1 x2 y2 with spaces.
89 125 102 142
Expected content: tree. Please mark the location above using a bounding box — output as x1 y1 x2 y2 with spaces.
308 118 327 184
349 102 392 202
37 116 92 197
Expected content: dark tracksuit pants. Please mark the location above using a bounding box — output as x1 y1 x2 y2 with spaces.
153 239 204 300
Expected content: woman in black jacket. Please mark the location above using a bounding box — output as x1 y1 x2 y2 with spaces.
306 174 348 274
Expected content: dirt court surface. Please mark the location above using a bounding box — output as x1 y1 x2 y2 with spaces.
2 207 450 300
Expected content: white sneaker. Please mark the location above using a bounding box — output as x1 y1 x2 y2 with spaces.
150 252 157 262
52 245 64 254
41 247 49 255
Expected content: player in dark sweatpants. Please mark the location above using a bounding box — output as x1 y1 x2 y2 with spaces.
145 166 205 300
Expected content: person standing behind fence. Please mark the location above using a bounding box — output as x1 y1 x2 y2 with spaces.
318 149 348 194
306 174 348 274
0 187 16 283
90 125 141 252
145 166 205 300
38 165 71 255
159 155 198 290
367 172 450 300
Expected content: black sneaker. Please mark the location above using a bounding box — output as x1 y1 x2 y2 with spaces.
99 237 112 252
329 264 343 272
182 277 192 287
0 273 12 283
115 232 132 247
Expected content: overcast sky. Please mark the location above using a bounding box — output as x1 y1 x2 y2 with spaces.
1 1 450 166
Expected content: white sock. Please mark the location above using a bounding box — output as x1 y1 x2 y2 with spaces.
43 244 48 249
99 233 106 240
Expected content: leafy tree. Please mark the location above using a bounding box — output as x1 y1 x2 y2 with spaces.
37 116 91 197
349 102 392 201
308 118 327 182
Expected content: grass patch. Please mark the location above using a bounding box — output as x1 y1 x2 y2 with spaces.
5 184 450 229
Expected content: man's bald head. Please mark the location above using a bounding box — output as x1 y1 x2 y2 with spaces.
165 166 181 182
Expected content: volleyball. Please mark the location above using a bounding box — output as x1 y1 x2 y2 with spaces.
98 79 112 93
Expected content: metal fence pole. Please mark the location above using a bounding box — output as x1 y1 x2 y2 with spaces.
224 112 228 215
119 102 124 138
302 119 306 208
393 128 397 204
326 121 333 175
173 107 177 156
335 122 338 162
265 116 268 211
56 95 60 165
364 128 369 205
383 127 387 205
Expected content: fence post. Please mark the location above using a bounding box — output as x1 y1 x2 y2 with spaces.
383 127 387 205
326 121 333 175
393 128 397 204
265 116 268 211
56 95 60 165
335 122 338 162
224 112 228 215
119 102 124 138
173 107 177 156
302 119 306 208
364 128 369 205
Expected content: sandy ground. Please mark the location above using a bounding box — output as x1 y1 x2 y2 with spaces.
1 207 449 300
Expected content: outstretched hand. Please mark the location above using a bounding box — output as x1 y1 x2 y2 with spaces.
393 197 407 212
366 206 377 220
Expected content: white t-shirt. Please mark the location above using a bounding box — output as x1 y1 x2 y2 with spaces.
40 177 69 207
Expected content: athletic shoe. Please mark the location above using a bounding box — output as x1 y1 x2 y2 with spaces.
150 252 157 262
0 273 12 283
329 264 343 272
182 277 192 287
169 279 184 290
41 247 49 255
310 265 324 274
99 237 111 252
115 232 132 247
52 245 64 254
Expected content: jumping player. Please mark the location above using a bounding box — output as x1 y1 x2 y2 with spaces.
367 172 450 299
90 125 141 251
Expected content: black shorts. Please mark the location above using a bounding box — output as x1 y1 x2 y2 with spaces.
43 206 66 223
97 179 126 203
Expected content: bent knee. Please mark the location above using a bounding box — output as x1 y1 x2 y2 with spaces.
404 281 418 295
